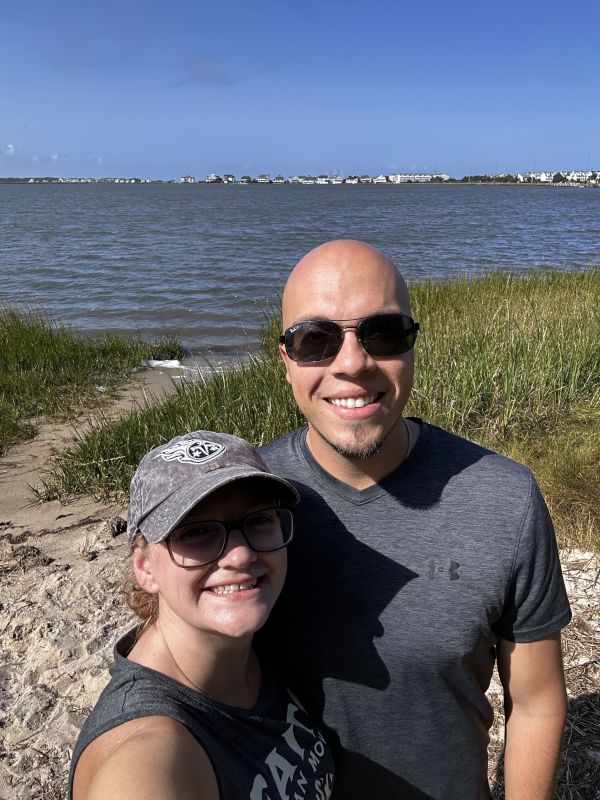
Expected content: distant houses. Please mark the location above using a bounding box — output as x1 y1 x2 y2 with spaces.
173 170 598 187
188 172 452 185
13 169 598 187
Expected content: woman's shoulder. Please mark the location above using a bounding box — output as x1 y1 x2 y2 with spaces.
72 715 218 800
71 629 220 799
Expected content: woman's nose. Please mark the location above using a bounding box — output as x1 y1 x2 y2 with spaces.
218 528 257 566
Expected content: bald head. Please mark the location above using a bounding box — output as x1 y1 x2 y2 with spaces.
282 240 411 328
279 239 416 478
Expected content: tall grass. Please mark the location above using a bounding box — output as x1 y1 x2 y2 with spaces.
36 270 600 550
0 305 184 454
36 354 304 502
408 270 600 438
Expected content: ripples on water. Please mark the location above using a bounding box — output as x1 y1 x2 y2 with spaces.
1 183 599 360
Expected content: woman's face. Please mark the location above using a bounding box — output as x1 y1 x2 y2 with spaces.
134 480 288 642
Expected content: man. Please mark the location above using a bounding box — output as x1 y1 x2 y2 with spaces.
258 240 571 799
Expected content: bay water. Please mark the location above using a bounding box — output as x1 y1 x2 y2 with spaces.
1 183 599 365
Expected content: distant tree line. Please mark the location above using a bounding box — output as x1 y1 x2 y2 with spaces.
457 174 520 183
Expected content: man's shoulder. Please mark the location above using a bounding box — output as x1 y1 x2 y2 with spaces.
259 429 315 485
259 428 304 460
422 422 535 490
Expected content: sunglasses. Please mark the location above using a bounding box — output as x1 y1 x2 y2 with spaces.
279 313 419 364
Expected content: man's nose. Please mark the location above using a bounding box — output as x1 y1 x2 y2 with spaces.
332 329 376 375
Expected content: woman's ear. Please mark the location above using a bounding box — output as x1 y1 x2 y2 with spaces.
132 542 160 595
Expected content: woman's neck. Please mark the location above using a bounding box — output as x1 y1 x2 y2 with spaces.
129 616 261 709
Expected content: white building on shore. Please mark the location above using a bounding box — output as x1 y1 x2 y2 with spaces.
388 173 449 183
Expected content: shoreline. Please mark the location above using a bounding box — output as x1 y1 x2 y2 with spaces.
2 179 598 187
0 367 176 533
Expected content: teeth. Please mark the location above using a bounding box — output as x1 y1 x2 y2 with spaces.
329 394 377 408
211 581 257 594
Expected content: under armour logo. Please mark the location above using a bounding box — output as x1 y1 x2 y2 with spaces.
157 439 225 465
426 559 461 580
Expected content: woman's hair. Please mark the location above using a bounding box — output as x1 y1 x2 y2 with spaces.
125 533 159 627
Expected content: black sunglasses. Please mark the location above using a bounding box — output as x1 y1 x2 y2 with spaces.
279 313 419 364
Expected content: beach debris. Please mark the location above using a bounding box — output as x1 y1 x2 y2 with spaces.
107 516 127 538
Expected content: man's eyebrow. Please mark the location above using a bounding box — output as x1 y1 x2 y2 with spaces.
289 311 404 325
290 315 334 324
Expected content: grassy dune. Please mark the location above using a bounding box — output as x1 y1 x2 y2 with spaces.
30 270 600 551
407 270 600 550
0 306 184 454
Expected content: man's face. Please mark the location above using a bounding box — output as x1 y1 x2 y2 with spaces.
279 246 414 473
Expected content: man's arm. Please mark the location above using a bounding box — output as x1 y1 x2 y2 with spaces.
497 632 567 800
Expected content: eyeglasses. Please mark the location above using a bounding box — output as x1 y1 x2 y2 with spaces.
279 313 419 364
165 506 294 569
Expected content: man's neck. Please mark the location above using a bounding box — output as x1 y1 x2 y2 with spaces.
305 419 416 490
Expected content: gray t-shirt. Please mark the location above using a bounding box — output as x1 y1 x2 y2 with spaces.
258 421 571 800
69 629 334 800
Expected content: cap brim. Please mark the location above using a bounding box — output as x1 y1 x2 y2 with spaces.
137 466 299 545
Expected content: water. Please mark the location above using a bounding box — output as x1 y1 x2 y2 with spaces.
1 183 599 362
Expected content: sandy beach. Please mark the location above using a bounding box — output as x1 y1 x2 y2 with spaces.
0 372 598 799
0 369 174 799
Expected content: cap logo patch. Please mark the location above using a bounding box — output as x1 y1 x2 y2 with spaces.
157 439 226 465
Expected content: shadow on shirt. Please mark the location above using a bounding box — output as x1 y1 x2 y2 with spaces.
258 485 429 796
257 437 489 798
259 483 418 691
332 750 434 799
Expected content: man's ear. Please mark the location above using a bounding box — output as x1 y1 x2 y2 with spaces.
132 544 160 594
278 343 292 386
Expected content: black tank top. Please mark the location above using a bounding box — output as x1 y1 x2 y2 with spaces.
69 629 334 799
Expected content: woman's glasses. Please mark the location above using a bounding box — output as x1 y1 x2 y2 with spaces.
279 313 419 364
166 507 294 569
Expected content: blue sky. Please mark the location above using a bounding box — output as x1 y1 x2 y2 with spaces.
2 0 599 179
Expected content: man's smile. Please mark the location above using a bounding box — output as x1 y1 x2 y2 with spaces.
327 393 381 409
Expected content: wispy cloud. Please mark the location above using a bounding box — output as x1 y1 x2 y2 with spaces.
82 152 104 166
174 56 238 87
46 34 138 72
2 148 69 165
2 143 103 171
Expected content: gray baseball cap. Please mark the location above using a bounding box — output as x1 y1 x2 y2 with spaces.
127 430 299 547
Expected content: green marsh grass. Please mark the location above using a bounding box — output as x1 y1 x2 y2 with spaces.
36 353 304 502
408 270 599 438
37 270 600 550
0 305 184 454
406 269 600 549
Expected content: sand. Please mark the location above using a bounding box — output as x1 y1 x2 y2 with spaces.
0 375 598 799
0 369 175 799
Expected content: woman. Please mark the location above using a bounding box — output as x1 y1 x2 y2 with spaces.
70 430 334 800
